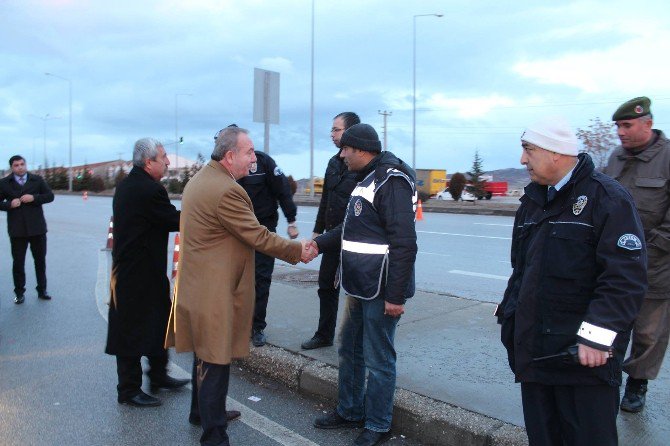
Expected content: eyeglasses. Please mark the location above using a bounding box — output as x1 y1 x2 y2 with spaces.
331 127 344 133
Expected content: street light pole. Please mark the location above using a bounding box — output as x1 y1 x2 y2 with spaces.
412 13 443 170
45 72 73 191
29 114 60 172
175 93 192 178
309 0 315 198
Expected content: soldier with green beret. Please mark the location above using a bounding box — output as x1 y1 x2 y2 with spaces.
604 96 670 413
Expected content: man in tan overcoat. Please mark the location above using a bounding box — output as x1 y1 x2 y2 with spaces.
165 126 314 446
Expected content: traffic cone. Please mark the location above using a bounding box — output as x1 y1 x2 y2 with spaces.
104 216 114 251
171 233 180 279
83 191 88 200
416 199 424 221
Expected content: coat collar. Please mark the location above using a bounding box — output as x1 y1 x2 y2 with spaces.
615 130 667 163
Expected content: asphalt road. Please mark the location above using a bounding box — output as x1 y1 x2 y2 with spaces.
0 195 422 446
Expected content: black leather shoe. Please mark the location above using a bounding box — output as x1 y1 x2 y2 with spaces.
621 379 648 413
38 294 52 300
354 429 391 446
118 391 162 407
252 329 266 347
314 410 364 429
301 336 334 350
150 375 190 393
14 295 25 304
189 410 241 425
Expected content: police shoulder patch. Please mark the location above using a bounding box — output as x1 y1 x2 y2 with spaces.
273 166 283 176
617 234 643 250
354 198 363 216
573 195 588 215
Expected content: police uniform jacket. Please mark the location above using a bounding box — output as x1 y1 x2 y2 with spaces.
0 172 54 238
604 130 670 300
238 151 296 229
313 154 358 234
498 153 647 386
316 151 417 305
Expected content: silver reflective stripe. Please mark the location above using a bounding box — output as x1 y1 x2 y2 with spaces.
342 240 389 255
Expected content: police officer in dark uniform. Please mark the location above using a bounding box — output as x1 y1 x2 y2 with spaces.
301 112 360 350
229 125 298 347
496 117 647 445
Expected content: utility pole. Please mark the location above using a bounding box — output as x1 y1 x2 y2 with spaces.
378 110 392 151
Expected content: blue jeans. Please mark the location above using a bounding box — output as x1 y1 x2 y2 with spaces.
336 295 400 432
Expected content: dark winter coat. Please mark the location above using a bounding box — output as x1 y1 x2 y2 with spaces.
498 154 647 386
0 172 54 237
316 151 417 305
313 154 358 234
105 167 180 356
604 130 670 299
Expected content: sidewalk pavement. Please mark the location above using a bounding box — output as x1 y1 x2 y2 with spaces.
237 264 670 446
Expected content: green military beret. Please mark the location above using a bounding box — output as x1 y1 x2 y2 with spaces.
612 96 651 121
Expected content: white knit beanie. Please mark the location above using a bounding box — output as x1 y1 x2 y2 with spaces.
521 116 579 156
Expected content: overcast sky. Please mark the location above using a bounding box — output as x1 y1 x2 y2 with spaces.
2 0 669 179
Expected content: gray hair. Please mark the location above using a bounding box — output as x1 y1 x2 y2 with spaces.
211 127 249 161
639 114 653 124
133 137 163 168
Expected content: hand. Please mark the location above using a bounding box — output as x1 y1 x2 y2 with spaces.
10 198 21 208
312 232 320 240
20 194 34 203
300 239 319 263
287 224 299 240
577 343 610 368
384 301 404 317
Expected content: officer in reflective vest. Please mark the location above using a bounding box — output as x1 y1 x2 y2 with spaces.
310 123 418 446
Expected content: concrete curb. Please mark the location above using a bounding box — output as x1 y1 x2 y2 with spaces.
237 344 528 446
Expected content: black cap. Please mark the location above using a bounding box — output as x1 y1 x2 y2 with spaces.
339 123 382 152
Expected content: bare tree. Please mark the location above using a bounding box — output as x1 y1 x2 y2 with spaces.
576 118 617 171
449 172 466 200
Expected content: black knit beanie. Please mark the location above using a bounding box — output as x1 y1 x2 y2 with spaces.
339 123 382 152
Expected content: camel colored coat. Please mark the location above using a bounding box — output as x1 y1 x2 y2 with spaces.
165 160 302 364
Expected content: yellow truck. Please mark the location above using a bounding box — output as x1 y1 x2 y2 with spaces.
415 169 447 197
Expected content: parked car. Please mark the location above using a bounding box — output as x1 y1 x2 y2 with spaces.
435 188 476 202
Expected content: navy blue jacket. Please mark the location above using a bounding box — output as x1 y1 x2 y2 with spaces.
316 151 417 305
238 151 296 229
498 154 647 386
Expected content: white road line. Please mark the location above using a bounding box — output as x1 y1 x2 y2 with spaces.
473 223 513 227
449 270 509 280
418 230 511 240
95 250 320 446
418 251 451 257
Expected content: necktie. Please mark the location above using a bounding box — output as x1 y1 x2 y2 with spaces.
547 186 557 202
18 177 25 186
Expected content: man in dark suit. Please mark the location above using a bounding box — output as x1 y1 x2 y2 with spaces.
105 137 188 407
0 155 54 304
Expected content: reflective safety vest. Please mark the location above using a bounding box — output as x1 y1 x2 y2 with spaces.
339 168 416 299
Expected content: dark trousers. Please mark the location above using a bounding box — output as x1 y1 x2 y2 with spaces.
115 352 168 399
253 228 276 331
192 356 231 446
521 382 619 446
315 250 341 342
10 234 47 297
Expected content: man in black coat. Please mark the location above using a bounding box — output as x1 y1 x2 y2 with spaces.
302 112 360 350
0 155 54 304
105 137 188 407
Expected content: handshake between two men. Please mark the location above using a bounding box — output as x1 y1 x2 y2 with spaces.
299 239 319 264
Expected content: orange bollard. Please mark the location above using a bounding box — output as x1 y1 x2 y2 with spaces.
83 191 88 200
416 199 424 221
105 217 114 250
171 233 181 279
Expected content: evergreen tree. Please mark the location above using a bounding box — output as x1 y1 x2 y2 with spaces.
468 151 487 199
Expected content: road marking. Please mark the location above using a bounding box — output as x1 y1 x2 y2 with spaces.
418 230 511 240
95 250 320 446
449 270 509 280
474 223 513 227
419 251 451 257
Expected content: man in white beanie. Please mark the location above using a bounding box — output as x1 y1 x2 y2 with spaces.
496 117 647 445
